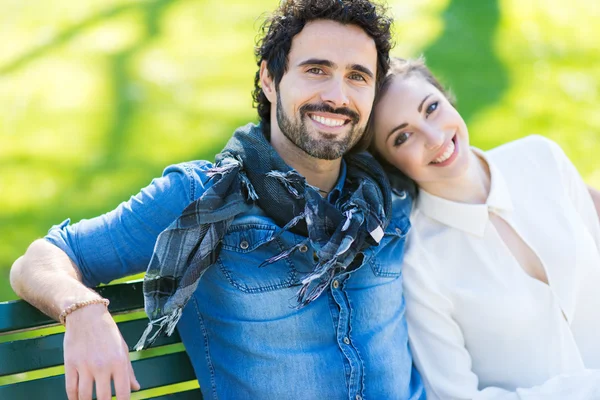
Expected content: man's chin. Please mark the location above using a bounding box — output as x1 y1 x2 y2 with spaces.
300 142 347 160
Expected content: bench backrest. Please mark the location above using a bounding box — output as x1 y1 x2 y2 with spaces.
0 281 202 399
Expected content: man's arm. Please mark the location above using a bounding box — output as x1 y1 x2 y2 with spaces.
9 164 201 400
10 239 140 400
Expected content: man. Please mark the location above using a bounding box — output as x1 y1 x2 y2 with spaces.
10 0 424 399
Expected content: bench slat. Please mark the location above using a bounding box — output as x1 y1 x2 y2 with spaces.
153 388 204 399
0 318 182 376
0 351 196 400
0 281 144 334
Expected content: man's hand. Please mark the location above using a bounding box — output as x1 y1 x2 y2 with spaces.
63 304 140 400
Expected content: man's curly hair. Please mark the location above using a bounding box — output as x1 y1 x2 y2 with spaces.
252 0 394 150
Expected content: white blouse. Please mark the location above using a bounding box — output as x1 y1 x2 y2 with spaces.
403 136 600 399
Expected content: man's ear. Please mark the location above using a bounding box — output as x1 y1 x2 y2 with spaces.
260 60 276 103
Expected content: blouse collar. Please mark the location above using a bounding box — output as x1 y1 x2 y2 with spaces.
416 148 513 237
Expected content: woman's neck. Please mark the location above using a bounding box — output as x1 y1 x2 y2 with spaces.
419 150 491 204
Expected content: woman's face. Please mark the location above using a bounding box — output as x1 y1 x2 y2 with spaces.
372 74 470 189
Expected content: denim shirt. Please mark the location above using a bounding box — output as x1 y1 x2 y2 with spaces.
46 161 425 400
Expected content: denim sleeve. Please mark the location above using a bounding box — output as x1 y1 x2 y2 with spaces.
45 161 213 287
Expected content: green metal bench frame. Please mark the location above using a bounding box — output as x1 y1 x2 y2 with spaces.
0 281 202 400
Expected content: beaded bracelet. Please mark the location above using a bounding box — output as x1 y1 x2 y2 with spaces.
59 298 110 325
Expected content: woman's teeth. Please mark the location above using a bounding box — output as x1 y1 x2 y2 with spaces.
431 139 455 164
310 115 346 127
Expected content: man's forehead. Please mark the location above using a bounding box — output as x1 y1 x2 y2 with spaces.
288 20 378 71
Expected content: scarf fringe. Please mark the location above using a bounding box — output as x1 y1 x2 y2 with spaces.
296 269 336 307
342 209 355 231
206 160 240 178
134 307 183 351
239 171 259 201
266 171 304 199
260 238 310 267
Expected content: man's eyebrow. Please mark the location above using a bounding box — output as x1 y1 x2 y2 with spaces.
297 59 336 68
349 64 374 80
418 94 433 112
386 123 408 141
297 59 374 80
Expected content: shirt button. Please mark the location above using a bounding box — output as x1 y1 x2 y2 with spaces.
299 244 308 253
397 190 407 200
332 280 339 289
240 240 249 250
356 396 362 400
395 227 403 235
343 337 350 345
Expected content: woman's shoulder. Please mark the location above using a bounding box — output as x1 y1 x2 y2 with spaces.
487 135 566 175
488 134 559 159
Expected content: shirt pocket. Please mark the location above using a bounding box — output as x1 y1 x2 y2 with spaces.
216 224 302 293
367 216 411 278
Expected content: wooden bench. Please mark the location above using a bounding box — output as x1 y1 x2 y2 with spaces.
0 281 202 399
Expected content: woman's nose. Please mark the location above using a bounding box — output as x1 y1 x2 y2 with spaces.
423 126 445 150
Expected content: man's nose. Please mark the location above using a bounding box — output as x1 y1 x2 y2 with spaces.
320 77 350 108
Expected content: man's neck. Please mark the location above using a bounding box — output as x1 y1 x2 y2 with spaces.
270 131 342 194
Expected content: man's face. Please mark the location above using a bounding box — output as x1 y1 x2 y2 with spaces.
269 20 378 160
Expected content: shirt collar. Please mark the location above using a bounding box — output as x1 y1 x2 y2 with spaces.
327 159 347 203
416 147 513 237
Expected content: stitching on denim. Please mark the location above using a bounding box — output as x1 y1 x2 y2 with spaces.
193 296 218 399
183 163 196 201
369 236 404 278
326 291 351 389
216 234 298 293
326 291 350 385
346 291 366 399
220 225 276 253
226 223 276 233
334 284 359 393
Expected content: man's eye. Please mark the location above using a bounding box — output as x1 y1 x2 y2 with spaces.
307 68 325 75
349 73 366 82
394 132 411 147
425 101 439 116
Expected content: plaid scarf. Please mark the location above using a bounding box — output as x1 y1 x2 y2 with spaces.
135 123 392 350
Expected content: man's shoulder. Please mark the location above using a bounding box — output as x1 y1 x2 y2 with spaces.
161 160 217 201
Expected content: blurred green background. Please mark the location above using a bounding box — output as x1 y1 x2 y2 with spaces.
1 0 599 302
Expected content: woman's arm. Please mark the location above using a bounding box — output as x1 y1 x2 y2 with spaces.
587 185 600 222
403 242 600 400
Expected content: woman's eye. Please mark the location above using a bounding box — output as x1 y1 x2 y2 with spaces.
425 101 439 116
393 132 411 147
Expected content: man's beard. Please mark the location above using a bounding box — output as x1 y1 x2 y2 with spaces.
276 94 364 160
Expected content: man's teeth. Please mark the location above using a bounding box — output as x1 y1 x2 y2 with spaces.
432 140 455 164
311 115 346 127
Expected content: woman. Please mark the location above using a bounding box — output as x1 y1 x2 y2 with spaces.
370 57 600 399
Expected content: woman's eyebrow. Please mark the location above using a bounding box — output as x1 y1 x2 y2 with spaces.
418 94 433 112
386 123 408 141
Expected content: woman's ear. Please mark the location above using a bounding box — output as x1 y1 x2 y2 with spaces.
259 60 276 103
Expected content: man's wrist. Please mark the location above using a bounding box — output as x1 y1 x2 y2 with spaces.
60 298 110 325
